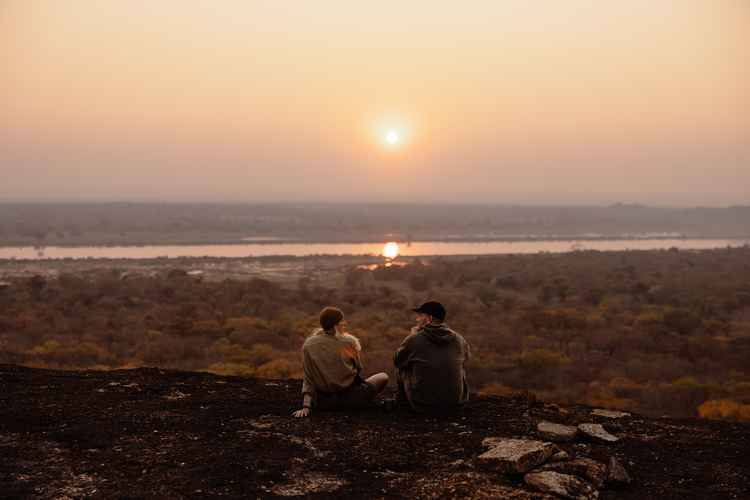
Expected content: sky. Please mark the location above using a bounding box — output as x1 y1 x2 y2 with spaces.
1 0 748 205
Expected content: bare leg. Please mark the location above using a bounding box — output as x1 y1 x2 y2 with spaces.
365 372 389 398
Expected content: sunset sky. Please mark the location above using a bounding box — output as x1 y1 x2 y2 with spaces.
1 1 748 205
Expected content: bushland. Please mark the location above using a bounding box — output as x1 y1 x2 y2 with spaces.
1 247 749 421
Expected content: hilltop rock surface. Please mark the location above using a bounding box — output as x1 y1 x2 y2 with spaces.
1 365 748 499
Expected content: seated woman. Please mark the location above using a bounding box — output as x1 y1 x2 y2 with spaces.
292 307 388 418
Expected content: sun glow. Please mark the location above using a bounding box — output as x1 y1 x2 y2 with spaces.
370 114 414 151
383 241 400 259
385 130 400 145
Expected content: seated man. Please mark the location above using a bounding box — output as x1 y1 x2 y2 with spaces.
394 301 471 413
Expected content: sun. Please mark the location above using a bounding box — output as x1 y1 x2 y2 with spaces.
370 110 421 150
383 241 400 259
369 114 414 151
385 130 400 145
374 122 409 149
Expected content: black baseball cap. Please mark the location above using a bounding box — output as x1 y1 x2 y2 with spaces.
411 301 446 321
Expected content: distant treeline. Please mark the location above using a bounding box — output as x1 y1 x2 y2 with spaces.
1 247 750 421
1 202 749 246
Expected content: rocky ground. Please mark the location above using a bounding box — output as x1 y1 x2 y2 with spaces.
1 365 748 499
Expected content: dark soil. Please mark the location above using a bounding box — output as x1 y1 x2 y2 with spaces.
1 365 748 499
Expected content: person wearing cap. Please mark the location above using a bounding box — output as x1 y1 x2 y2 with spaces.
394 301 471 412
292 306 389 418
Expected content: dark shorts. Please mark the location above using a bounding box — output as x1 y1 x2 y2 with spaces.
315 378 376 411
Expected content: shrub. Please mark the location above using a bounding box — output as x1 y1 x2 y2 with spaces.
478 383 516 397
255 358 302 379
191 319 225 338
514 349 571 371
698 399 750 422
206 362 255 377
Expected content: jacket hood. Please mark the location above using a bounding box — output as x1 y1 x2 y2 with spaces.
420 323 457 346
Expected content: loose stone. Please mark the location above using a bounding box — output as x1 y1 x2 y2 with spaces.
541 457 607 488
525 471 599 499
537 421 578 442
478 439 556 474
578 423 619 443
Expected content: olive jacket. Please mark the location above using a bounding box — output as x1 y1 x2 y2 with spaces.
394 322 470 412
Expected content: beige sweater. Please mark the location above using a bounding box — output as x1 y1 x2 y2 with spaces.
301 329 362 401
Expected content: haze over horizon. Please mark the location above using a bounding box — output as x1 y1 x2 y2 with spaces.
2 1 748 206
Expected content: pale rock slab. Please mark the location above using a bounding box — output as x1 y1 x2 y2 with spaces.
578 423 619 443
541 457 607 488
478 438 556 474
537 421 579 442
481 436 505 449
592 409 631 419
525 471 599 500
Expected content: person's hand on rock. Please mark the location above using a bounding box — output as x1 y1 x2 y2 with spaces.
292 407 310 418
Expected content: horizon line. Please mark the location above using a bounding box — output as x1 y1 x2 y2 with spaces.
0 199 749 210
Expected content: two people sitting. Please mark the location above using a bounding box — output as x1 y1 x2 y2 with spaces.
292 301 471 418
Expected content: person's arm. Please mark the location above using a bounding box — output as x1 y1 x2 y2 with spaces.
461 336 471 402
343 332 362 353
342 333 364 374
293 348 316 418
352 349 364 376
354 335 364 372
394 330 417 369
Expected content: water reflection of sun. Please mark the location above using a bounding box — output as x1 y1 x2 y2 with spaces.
383 242 400 259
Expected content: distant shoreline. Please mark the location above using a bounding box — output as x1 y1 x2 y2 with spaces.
1 234 749 249
4 203 748 250
1 238 747 262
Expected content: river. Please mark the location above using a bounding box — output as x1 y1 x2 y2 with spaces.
0 238 746 260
